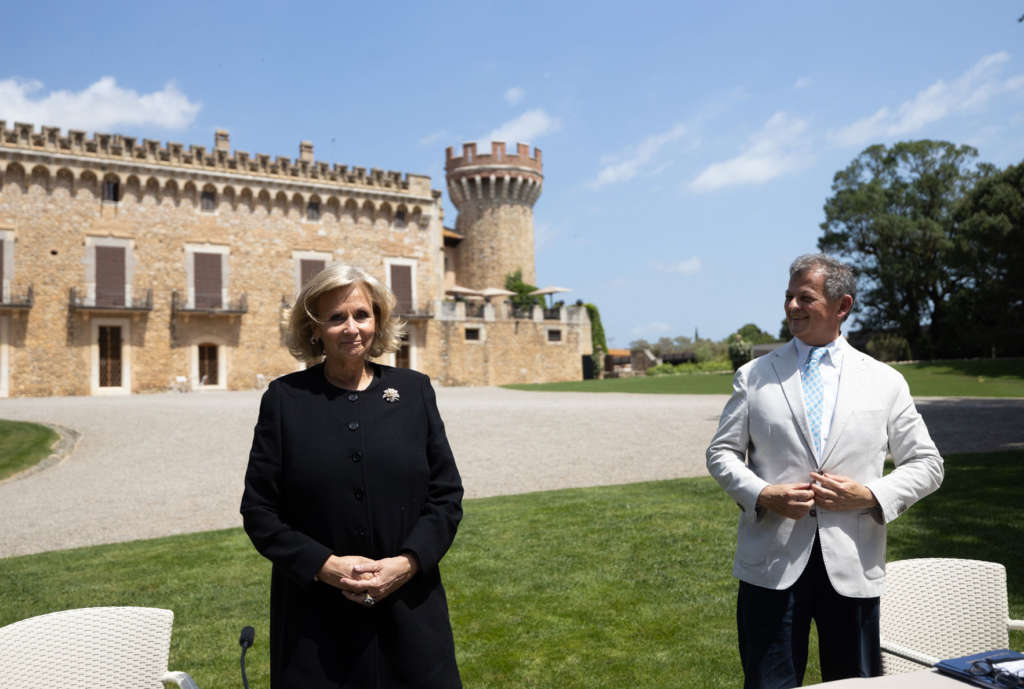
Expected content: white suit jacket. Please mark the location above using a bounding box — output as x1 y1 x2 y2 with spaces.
706 338 943 598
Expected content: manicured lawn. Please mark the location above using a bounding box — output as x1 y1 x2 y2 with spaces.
892 358 1024 397
505 358 1024 397
504 372 734 394
1 451 1020 688
0 419 59 481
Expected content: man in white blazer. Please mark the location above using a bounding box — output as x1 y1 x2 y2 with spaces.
706 254 943 688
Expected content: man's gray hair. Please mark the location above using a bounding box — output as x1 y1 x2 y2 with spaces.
789 253 857 303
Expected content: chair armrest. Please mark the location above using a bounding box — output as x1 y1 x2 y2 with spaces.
1009 618 1024 631
880 639 940 668
161 670 201 689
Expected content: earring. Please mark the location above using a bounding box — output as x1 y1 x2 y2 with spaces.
310 335 319 345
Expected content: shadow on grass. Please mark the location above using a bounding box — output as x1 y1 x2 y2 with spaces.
888 451 1024 624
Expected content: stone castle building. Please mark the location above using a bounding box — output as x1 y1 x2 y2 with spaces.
0 121 591 397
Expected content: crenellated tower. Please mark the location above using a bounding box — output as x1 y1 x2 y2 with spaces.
445 141 542 289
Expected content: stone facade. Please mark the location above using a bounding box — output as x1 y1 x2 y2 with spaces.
0 122 589 396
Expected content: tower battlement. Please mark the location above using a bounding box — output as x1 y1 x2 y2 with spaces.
444 140 543 289
0 121 428 193
445 141 542 175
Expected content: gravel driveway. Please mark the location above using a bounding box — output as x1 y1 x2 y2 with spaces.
0 388 1020 558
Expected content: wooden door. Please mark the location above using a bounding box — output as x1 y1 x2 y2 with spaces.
98 326 122 387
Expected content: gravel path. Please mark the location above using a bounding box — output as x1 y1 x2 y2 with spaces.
0 389 1020 558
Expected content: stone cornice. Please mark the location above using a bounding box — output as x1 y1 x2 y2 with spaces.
0 145 438 206
0 122 438 205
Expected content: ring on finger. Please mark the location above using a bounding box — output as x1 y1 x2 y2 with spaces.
364 594 376 606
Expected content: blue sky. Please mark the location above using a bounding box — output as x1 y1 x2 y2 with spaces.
3 1 1023 346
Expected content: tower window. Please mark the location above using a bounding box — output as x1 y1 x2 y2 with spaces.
201 190 217 212
547 329 563 343
307 201 320 221
103 180 120 202
465 328 480 341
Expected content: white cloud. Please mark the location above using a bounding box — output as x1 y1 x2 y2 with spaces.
794 77 812 89
504 86 525 105
418 130 447 146
0 76 201 131
834 52 1024 147
482 108 560 146
631 321 672 336
534 221 556 249
689 112 810 192
650 256 702 275
588 123 689 189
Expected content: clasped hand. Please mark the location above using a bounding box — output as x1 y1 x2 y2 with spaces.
317 554 419 606
757 472 876 519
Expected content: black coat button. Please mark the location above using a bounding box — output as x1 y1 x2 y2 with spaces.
809 508 817 517
348 393 358 402
348 421 359 431
351 450 362 462
354 489 364 501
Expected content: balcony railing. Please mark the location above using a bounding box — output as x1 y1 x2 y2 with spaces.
69 287 153 312
394 300 432 320
172 290 248 315
0 285 33 310
543 307 562 320
465 302 486 318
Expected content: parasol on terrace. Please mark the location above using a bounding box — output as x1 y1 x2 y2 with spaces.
528 285 572 307
445 285 484 300
479 287 517 302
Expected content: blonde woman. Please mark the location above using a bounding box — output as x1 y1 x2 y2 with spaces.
241 264 463 688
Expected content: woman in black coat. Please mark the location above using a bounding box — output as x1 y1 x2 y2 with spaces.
241 264 463 689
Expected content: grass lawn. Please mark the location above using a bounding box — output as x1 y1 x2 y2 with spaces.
0 419 59 481
504 372 734 394
1 451 1020 688
504 358 1024 397
893 358 1024 397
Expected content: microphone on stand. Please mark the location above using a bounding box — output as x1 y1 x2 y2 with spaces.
239 626 255 689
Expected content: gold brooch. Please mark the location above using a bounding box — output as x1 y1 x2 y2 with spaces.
383 388 400 403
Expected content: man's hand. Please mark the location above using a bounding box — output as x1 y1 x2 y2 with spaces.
756 483 815 519
809 472 877 511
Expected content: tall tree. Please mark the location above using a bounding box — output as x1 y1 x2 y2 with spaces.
819 140 991 357
948 160 1024 356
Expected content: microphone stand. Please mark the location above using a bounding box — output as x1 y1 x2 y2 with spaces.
239 626 255 689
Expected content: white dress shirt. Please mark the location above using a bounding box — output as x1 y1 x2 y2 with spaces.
794 335 845 459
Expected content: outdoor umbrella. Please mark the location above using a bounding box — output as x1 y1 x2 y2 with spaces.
479 287 517 302
528 286 572 307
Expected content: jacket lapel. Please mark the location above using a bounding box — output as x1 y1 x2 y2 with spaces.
820 339 859 467
770 340 817 465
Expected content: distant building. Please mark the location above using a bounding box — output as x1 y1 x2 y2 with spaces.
0 122 590 396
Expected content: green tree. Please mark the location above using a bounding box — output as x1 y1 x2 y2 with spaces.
584 303 609 377
504 269 543 310
948 160 1024 356
731 323 777 345
819 140 992 357
778 318 792 341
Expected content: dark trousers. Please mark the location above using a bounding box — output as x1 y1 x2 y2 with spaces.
736 535 881 689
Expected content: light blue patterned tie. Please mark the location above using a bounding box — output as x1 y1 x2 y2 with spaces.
802 347 827 456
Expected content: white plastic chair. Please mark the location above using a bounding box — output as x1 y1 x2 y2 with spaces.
0 606 200 688
880 558 1024 674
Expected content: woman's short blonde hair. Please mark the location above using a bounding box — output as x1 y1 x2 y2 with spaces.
286 264 405 361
